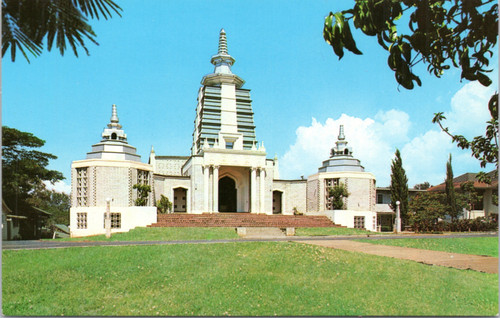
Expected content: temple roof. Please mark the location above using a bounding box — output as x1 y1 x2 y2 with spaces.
318 125 364 173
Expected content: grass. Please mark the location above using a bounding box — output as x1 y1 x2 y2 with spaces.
356 237 499 257
51 227 240 241
50 226 382 242
3 241 498 316
296 227 378 236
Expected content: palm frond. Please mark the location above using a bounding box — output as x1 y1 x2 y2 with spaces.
71 0 122 20
2 13 43 62
2 0 121 62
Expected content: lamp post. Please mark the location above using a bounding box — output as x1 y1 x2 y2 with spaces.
395 200 401 233
105 198 112 238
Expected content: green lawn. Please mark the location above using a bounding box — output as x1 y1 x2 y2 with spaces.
356 237 499 257
3 241 498 316
51 226 378 242
53 227 240 241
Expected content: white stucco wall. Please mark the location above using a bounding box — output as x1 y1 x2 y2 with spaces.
323 210 377 232
273 180 307 215
70 206 157 237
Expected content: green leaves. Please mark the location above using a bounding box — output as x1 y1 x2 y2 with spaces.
327 183 350 210
325 1 498 90
323 12 362 60
2 126 65 214
156 195 172 214
325 1 498 176
390 149 409 223
2 0 122 62
133 184 152 206
388 41 421 89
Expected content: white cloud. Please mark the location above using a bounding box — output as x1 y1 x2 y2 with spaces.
43 180 71 194
279 110 410 186
446 81 494 139
279 82 494 188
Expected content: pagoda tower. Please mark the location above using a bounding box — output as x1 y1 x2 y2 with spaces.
191 29 257 154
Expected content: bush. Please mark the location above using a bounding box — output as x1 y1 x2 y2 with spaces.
412 217 498 233
293 207 303 216
156 195 172 214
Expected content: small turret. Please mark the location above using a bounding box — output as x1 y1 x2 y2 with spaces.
319 125 364 172
86 104 141 162
330 125 352 157
102 104 127 142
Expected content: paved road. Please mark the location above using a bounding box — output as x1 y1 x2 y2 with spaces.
2 232 497 250
299 239 499 274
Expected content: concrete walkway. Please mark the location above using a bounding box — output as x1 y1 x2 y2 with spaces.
297 239 499 274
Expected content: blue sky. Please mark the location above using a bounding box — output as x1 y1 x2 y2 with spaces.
3 0 497 193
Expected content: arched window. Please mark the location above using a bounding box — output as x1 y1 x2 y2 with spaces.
111 133 117 140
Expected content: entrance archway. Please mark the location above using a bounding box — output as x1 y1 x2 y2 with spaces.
173 188 187 212
219 176 237 212
272 191 282 214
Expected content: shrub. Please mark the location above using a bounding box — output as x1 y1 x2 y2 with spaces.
412 217 498 233
293 207 303 216
156 195 172 214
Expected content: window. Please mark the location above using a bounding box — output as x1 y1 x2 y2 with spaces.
103 213 121 229
76 168 88 207
77 213 88 229
377 194 384 204
325 178 340 188
354 216 365 229
325 178 341 210
137 170 149 185
111 213 121 229
226 142 234 149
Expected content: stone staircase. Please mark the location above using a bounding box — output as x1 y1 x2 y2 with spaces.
148 213 343 228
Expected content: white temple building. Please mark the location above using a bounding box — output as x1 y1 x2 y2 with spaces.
69 29 377 237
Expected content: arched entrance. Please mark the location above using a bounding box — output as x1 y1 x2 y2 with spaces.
173 188 187 212
219 176 237 212
273 191 282 214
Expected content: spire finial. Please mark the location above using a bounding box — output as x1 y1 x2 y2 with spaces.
108 104 122 129
210 28 235 74
338 125 345 140
218 28 228 55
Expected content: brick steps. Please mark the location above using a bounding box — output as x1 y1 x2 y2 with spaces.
148 213 343 228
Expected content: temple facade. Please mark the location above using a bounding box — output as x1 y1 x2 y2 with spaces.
69 29 377 237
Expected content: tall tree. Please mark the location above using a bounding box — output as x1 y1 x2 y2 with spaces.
390 149 409 225
27 184 71 226
445 154 460 221
2 0 122 62
408 192 448 232
2 126 64 214
323 1 498 180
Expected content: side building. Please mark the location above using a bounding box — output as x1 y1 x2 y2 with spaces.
69 105 157 237
306 125 377 231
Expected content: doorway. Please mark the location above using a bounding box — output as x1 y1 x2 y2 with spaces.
173 188 187 212
272 191 282 214
219 176 237 212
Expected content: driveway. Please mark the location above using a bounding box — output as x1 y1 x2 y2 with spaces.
297 239 499 274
